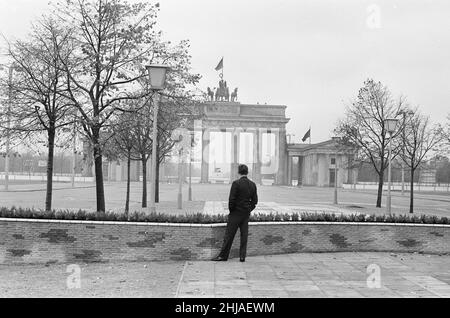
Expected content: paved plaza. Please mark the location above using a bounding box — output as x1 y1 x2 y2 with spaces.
1 252 450 298
0 182 449 217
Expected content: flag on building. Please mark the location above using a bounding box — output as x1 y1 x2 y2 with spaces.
302 128 311 143
215 58 224 71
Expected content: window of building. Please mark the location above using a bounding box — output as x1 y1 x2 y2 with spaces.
331 158 336 165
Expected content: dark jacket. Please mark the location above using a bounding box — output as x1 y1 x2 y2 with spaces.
228 176 258 214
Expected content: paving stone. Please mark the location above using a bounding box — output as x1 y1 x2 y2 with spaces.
215 280 249 287
356 289 401 298
251 290 289 298
283 285 321 292
286 290 327 298
248 283 285 291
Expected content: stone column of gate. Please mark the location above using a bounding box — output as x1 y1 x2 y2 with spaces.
252 128 262 185
200 128 210 183
276 127 288 185
298 156 303 187
230 128 240 183
287 155 292 186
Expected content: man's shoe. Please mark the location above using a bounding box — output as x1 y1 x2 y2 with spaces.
240 258 245 262
212 256 227 262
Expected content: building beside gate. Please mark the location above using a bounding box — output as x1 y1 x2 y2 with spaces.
287 139 358 187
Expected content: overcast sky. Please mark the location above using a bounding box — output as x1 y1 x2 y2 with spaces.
1 0 449 143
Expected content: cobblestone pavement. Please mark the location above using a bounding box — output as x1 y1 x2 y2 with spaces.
2 253 449 298
176 252 450 298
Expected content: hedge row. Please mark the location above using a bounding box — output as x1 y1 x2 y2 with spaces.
0 207 449 225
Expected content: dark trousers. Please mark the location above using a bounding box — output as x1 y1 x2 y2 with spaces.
218 212 250 260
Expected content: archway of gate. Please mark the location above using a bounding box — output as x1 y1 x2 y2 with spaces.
203 129 279 184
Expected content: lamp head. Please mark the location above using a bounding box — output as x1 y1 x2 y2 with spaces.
145 64 170 91
385 118 399 134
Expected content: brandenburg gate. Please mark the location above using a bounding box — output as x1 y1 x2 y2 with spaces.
196 99 290 185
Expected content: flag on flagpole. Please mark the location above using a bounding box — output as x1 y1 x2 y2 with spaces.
215 58 224 71
302 128 311 143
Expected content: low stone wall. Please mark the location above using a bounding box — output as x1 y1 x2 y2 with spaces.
1 218 450 265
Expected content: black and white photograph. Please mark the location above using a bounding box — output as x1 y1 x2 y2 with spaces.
0 0 450 305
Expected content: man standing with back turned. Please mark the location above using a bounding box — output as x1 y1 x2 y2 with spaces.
212 164 258 262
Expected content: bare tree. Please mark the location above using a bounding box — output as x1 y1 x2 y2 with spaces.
1 18 74 211
112 37 202 208
443 114 450 153
54 0 202 212
127 99 153 208
154 96 203 203
54 0 163 212
400 110 442 213
335 79 405 208
104 110 138 215
123 94 201 208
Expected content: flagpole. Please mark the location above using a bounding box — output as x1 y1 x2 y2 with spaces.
309 127 312 145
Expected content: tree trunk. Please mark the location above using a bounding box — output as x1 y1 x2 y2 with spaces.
142 155 147 208
45 128 56 211
410 169 415 214
376 171 384 208
93 129 106 212
125 151 131 215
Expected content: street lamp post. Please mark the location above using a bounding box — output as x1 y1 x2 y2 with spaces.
188 132 194 202
334 153 338 205
71 113 78 188
385 118 399 214
332 137 341 205
146 65 170 214
178 146 183 210
4 65 15 191
401 156 404 195
398 110 414 195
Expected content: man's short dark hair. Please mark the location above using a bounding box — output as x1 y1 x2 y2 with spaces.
238 164 249 176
